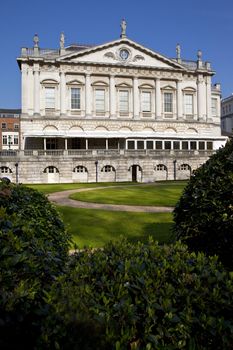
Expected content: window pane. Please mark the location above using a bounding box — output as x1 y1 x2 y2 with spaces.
95 89 105 112
173 141 180 150
142 92 151 112
182 141 188 150
2 135 7 145
119 90 129 112
128 140 134 149
14 136 19 145
71 88 81 109
207 141 213 150
164 92 173 113
199 141 205 150
165 141 171 149
146 141 153 149
155 141 162 149
184 94 193 115
211 98 217 116
45 87 55 108
190 141 197 150
137 141 144 149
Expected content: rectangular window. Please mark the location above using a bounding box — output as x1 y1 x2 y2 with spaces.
119 90 129 113
137 141 144 149
14 135 19 145
142 92 151 112
164 92 173 113
71 88 81 109
199 141 205 150
173 141 180 150
127 140 135 150
1 123 7 129
95 89 105 112
165 141 171 149
182 141 188 150
45 87 55 109
207 141 213 150
184 94 193 115
211 98 217 116
155 141 162 149
146 141 153 149
2 135 7 145
14 123 19 130
190 141 197 150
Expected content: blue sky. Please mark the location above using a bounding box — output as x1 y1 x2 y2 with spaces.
1 0 233 108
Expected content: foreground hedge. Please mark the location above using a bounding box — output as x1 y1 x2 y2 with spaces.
40 239 233 350
0 181 72 349
173 139 233 270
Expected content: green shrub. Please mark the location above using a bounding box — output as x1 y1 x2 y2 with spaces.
172 139 233 270
0 181 72 349
40 239 233 350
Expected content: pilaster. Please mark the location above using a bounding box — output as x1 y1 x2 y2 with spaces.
60 71 66 115
110 75 116 118
21 64 28 114
33 63 40 115
85 73 92 117
176 80 183 120
155 78 161 119
197 75 204 121
206 76 212 122
133 77 139 119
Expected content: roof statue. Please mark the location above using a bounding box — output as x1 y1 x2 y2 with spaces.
60 32 65 49
197 49 202 61
33 33 39 48
176 43 181 60
120 19 127 38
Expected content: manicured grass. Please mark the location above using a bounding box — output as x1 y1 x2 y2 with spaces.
70 181 186 207
57 206 174 248
27 182 132 194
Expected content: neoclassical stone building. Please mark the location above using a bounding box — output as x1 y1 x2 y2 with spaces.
0 21 226 183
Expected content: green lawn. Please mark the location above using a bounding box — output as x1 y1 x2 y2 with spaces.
57 206 174 248
70 181 186 207
26 181 184 248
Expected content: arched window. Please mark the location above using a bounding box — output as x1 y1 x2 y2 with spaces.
43 166 59 174
101 165 115 172
179 164 191 171
155 164 167 171
73 166 88 173
0 166 12 174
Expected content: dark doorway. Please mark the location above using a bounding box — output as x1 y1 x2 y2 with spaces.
132 165 137 182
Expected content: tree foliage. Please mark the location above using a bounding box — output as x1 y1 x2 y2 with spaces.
0 181 72 349
40 239 233 350
173 139 233 270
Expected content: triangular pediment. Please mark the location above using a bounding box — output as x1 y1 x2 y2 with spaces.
57 38 184 70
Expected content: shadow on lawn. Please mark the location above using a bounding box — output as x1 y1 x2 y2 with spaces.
141 222 174 244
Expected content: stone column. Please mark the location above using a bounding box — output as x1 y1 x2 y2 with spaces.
106 139 108 150
206 76 212 121
176 80 183 120
60 71 66 115
155 78 161 119
43 138 46 150
21 64 28 114
197 75 204 121
133 77 139 119
86 139 88 150
33 63 40 115
85 73 92 116
110 75 116 118
64 138 67 150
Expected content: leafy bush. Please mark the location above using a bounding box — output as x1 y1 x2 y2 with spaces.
0 181 72 349
173 139 233 270
40 239 233 350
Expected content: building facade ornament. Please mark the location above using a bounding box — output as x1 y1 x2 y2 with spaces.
120 19 127 38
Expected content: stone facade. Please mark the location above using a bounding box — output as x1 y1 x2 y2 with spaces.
0 24 226 183
221 95 233 136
